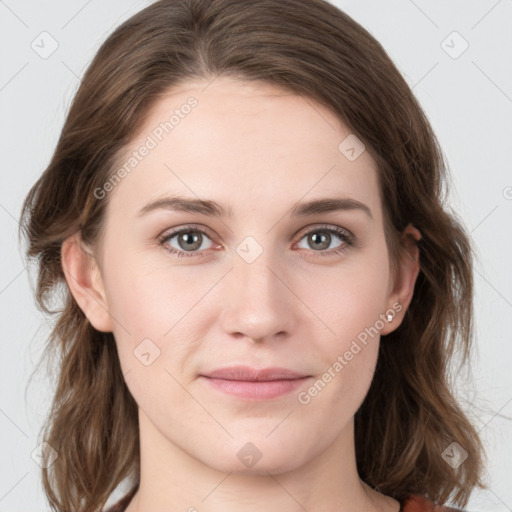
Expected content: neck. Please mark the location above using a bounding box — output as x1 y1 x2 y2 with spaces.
125 409 400 512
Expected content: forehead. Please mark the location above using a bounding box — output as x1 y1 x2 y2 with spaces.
105 76 381 224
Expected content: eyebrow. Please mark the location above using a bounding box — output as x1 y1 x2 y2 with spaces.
137 195 373 219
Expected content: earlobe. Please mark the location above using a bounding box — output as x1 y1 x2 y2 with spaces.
381 223 421 335
61 233 113 332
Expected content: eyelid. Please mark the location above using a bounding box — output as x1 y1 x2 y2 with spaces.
159 223 353 241
294 223 354 241
158 223 216 240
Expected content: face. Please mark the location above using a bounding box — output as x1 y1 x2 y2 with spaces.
79 76 411 475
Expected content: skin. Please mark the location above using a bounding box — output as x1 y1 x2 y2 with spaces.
62 76 421 512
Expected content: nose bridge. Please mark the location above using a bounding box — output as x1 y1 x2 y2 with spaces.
234 245 279 301
220 236 294 341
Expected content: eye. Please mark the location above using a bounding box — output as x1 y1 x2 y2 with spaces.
158 224 356 258
159 225 216 258
295 225 355 257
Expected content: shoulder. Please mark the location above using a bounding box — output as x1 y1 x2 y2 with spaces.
402 494 465 512
103 490 465 512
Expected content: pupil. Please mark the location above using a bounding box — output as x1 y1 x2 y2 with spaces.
182 233 199 249
311 232 328 249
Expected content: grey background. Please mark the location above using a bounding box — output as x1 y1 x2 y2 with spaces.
1 0 511 510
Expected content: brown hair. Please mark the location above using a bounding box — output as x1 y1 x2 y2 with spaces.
20 0 488 510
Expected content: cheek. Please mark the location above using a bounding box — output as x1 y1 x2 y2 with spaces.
297 281 385 424
103 258 199 412
103 253 203 335
102 254 221 383
301 243 390 395
310 248 391 345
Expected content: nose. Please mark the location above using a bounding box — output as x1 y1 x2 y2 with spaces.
218 247 297 343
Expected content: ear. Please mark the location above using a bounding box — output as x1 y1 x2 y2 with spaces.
61 233 113 332
380 223 421 335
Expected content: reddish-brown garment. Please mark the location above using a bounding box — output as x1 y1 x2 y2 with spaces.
103 488 464 512
400 494 463 511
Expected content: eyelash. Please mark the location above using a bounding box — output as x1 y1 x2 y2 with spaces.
158 224 356 259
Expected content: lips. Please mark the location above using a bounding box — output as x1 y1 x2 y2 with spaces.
202 366 308 381
200 366 312 400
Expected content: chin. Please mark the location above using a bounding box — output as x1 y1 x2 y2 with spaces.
198 434 310 476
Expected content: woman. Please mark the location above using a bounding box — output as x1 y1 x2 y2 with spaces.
20 0 487 511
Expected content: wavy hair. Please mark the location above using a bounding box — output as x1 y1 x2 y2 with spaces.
20 0 488 510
